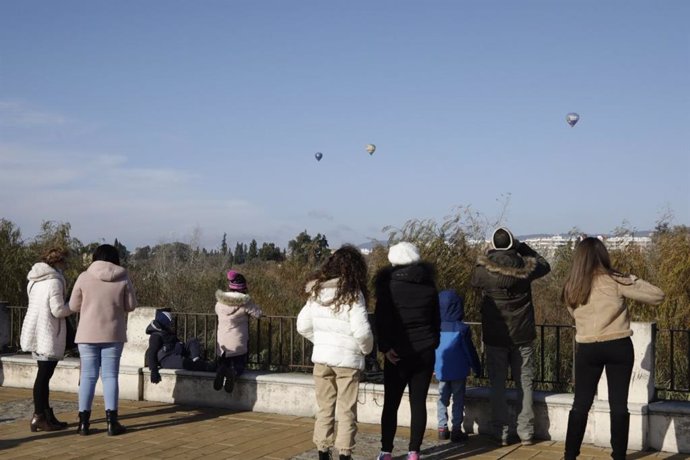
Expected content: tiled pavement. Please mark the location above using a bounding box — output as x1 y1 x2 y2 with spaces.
0 388 685 459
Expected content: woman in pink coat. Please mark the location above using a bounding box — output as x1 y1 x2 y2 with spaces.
213 270 262 393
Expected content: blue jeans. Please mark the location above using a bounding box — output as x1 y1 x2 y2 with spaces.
78 343 124 412
437 379 466 431
486 343 535 442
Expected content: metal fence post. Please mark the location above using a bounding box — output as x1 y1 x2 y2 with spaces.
0 301 10 352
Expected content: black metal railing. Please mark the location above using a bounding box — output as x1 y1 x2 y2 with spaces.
654 326 690 400
2 304 688 400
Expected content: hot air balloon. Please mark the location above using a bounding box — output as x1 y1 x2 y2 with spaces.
365 144 376 155
566 113 580 127
314 152 323 162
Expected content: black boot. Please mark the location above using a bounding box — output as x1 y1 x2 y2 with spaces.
317 449 332 460
339 455 351 460
610 411 630 460
564 409 589 460
45 407 68 429
213 360 227 391
77 410 91 436
105 409 126 436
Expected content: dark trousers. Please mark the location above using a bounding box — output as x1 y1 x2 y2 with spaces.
218 354 247 378
33 360 58 413
380 348 435 453
572 337 634 414
565 337 634 459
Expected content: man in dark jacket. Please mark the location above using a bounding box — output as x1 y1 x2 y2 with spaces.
471 227 550 446
375 242 440 460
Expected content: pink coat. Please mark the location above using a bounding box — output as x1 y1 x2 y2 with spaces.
70 261 137 343
215 290 262 357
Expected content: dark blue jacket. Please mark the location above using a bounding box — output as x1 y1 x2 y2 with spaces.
434 289 482 381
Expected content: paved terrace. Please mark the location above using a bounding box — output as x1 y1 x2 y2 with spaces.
1 388 685 460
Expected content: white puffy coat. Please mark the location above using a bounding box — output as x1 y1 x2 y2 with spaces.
20 263 72 359
296 278 374 370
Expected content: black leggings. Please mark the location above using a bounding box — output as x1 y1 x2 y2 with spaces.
380 348 435 452
33 360 58 414
572 337 634 415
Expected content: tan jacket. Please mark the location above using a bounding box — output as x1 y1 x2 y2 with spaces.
70 261 137 343
568 274 664 343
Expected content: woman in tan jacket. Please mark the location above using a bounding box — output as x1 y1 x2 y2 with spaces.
562 237 664 460
70 244 137 436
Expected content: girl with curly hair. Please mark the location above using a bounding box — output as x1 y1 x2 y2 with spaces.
296 245 374 460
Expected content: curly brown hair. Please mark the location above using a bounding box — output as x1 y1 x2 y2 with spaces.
309 244 369 312
41 246 69 268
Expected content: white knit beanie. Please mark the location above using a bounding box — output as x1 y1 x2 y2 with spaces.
388 242 421 266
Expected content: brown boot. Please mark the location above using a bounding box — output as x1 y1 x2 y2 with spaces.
30 412 60 432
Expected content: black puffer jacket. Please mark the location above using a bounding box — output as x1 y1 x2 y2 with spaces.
471 243 550 347
374 263 440 358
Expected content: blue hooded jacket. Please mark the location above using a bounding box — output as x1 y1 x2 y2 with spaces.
434 289 482 381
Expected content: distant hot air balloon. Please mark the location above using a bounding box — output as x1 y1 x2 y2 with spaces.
365 144 376 155
314 152 323 162
566 113 580 127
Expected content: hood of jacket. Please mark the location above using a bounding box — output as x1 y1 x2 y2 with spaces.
215 289 252 306
146 319 173 335
439 289 464 322
477 251 537 279
87 260 128 282
304 278 340 306
27 262 64 282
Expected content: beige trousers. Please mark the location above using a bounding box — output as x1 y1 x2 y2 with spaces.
313 363 361 455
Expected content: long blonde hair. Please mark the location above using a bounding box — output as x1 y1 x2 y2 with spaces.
562 237 624 308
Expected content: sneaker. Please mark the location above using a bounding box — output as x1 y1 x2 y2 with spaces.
520 438 534 446
438 426 450 440
491 436 509 447
376 453 393 460
407 452 420 460
451 430 468 443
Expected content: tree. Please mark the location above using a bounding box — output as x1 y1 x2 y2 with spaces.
113 238 129 265
288 231 330 265
259 242 285 262
221 233 228 256
247 239 258 262
0 219 32 305
233 242 246 265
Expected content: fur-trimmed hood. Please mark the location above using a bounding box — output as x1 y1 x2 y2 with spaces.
305 278 339 306
476 252 538 279
215 289 252 307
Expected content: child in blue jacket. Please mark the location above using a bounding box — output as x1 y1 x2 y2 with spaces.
435 289 482 443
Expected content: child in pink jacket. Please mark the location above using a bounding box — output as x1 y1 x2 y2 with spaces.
213 270 262 393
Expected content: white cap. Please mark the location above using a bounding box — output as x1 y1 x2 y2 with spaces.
388 242 421 266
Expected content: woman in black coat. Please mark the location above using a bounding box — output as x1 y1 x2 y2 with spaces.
374 242 440 460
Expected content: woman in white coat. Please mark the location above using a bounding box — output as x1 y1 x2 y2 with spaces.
297 245 374 460
20 247 73 432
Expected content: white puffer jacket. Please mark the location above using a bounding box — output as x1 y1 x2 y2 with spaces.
296 278 374 370
20 263 72 359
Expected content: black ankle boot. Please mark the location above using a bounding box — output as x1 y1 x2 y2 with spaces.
77 410 91 435
564 409 589 460
45 407 68 429
339 455 351 460
610 411 630 460
105 409 126 436
318 449 332 460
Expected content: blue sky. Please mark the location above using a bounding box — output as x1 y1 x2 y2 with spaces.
1 1 688 250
